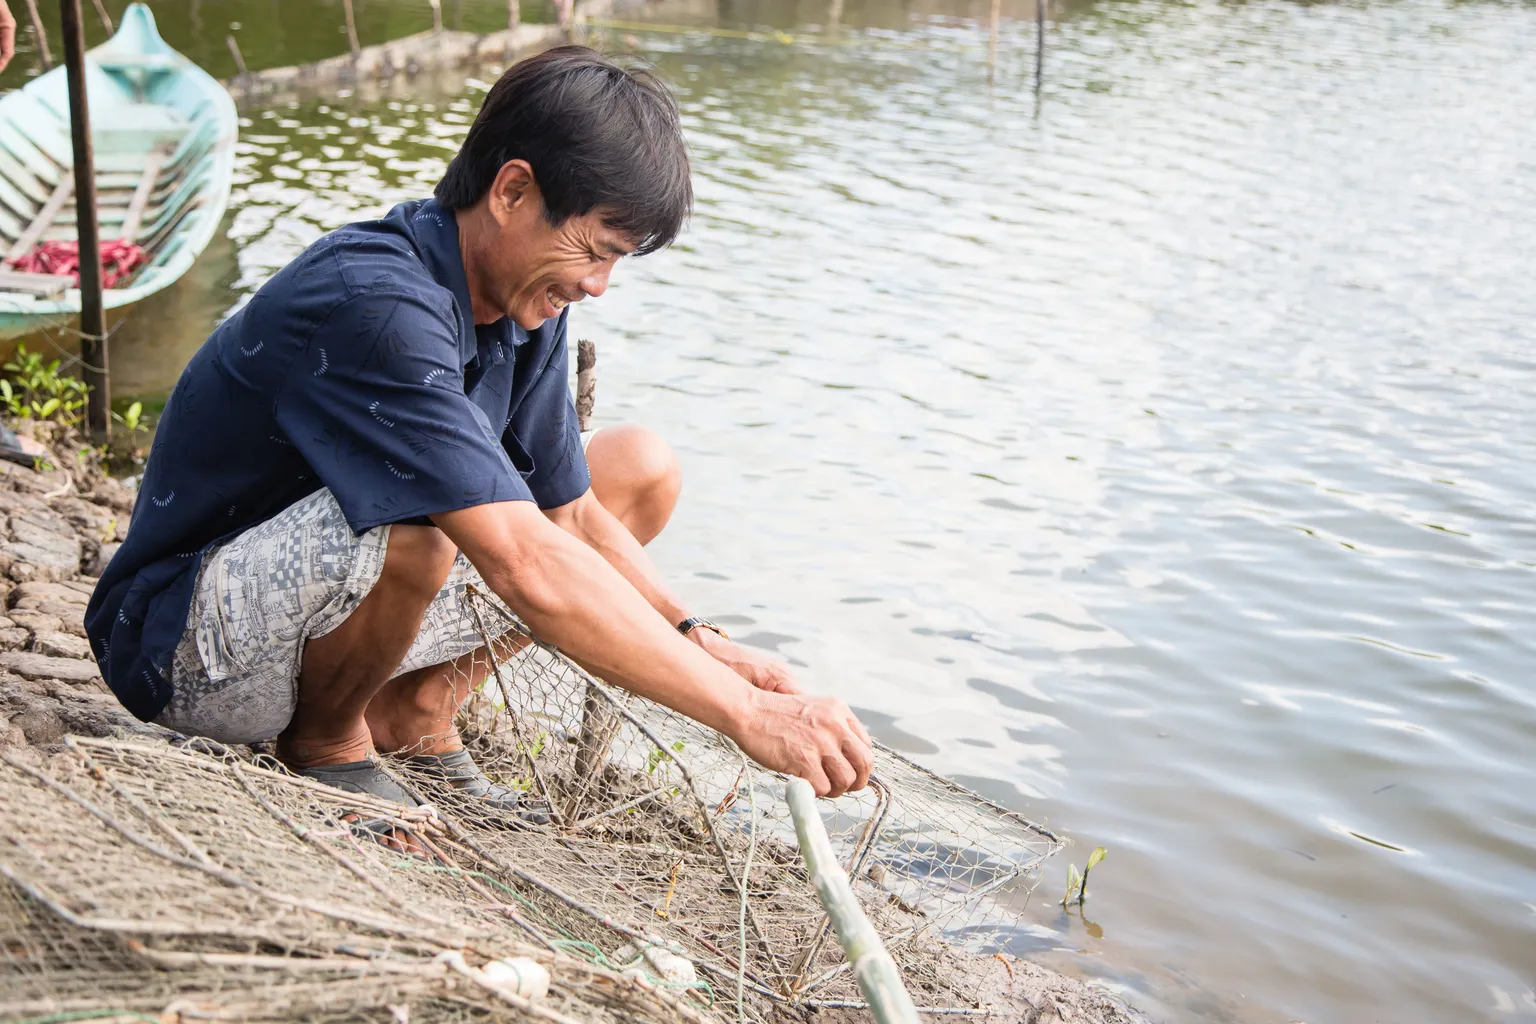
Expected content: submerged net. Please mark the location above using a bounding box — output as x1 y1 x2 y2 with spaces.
0 586 1062 1023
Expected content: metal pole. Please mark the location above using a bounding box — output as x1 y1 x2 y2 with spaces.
60 0 109 438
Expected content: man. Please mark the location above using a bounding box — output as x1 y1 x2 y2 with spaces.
86 47 873 808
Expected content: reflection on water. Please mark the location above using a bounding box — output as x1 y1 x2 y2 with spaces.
18 0 1536 1019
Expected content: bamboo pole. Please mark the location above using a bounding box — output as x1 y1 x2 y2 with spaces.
60 0 109 438
343 0 360 55
22 0 51 69
785 778 919 1024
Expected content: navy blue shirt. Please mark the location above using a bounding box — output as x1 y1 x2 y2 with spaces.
86 198 591 722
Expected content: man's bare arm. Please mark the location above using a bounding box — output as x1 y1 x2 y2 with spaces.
545 489 804 694
433 499 872 795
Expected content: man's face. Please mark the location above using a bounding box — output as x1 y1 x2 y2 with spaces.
474 166 636 330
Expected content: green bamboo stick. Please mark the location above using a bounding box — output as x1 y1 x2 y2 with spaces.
785 779 920 1024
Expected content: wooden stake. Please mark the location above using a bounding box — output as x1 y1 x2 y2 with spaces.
575 338 595 432
1035 0 1045 95
23 0 52 69
342 0 359 55
225 33 247 78
59 0 109 438
987 0 999 86
507 0 519 33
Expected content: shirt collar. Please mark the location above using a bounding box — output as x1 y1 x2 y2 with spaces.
410 197 484 368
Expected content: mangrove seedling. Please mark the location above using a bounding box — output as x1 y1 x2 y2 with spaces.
1061 846 1108 906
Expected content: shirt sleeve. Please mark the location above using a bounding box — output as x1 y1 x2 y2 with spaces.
275 291 534 532
505 310 592 510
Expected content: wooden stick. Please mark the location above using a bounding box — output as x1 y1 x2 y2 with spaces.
60 0 109 438
343 0 360 56
575 338 596 431
91 0 112 34
1035 0 1045 94
22 0 51 70
507 0 519 33
987 0 1000 86
225 33 247 78
786 778 920 1024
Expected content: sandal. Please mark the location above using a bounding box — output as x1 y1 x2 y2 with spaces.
406 749 551 825
0 422 46 470
296 759 420 841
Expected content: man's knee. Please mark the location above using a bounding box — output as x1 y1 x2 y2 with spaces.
588 425 682 543
590 424 682 506
379 524 458 605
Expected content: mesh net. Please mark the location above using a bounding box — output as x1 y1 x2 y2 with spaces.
0 586 1063 1024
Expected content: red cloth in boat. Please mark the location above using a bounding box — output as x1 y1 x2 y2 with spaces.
6 239 148 289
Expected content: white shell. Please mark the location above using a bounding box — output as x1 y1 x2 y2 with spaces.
480 957 550 1001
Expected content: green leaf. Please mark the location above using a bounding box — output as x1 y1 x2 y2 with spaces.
1086 846 1108 871
37 398 60 418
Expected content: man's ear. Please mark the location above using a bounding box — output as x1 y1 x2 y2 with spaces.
489 159 538 225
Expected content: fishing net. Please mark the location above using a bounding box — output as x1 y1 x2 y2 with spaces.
0 586 1063 1024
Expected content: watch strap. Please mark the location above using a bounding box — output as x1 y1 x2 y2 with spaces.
677 616 729 641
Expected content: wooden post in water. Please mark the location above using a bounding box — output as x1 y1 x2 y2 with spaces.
60 0 109 438
23 0 52 69
225 33 247 81
343 0 360 56
1035 0 1045 95
987 0 1000 86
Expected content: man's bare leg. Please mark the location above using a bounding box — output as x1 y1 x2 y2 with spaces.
362 424 683 754
276 524 458 769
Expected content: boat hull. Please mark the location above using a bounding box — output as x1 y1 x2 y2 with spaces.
0 4 237 340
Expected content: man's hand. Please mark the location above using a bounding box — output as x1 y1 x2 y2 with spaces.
0 0 17 74
732 689 873 798
690 628 803 694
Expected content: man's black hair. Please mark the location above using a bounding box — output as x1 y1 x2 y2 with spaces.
436 46 692 256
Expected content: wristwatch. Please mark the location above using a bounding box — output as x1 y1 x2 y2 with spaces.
676 616 729 641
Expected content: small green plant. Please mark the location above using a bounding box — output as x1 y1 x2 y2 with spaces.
1061 845 1108 907
2 344 91 427
646 740 686 775
112 400 145 433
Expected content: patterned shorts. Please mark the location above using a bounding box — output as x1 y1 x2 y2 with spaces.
155 488 515 744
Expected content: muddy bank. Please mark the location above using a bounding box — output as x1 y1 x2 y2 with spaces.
0 421 1146 1024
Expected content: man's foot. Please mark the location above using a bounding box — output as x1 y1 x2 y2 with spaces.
294 759 426 852
0 423 48 469
406 748 551 825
